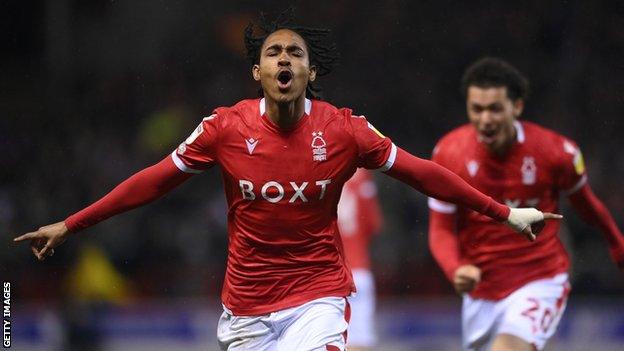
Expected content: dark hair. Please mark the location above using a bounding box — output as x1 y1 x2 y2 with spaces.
244 8 339 100
461 57 529 101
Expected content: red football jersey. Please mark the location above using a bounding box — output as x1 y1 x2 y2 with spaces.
337 168 382 270
172 98 395 315
429 121 587 300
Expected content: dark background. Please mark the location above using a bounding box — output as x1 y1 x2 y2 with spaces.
2 0 623 307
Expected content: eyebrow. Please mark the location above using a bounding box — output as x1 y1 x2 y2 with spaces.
264 43 305 52
471 102 502 108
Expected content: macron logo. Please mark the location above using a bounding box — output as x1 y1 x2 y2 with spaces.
466 160 479 177
246 138 259 155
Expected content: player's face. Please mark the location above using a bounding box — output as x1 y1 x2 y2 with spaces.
252 29 317 104
466 86 524 154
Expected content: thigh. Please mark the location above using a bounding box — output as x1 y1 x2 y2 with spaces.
462 295 499 351
347 270 376 348
497 274 570 351
217 309 276 351
491 333 534 351
278 296 350 351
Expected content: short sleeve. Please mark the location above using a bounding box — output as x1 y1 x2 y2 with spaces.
171 114 220 173
349 114 396 171
557 138 588 195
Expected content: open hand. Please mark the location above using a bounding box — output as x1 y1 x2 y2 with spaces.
14 221 70 261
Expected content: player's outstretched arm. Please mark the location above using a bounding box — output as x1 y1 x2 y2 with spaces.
14 156 193 261
385 147 562 240
568 183 624 268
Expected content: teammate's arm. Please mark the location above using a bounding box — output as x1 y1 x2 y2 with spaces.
385 147 561 239
428 209 481 294
14 156 193 261
568 184 624 268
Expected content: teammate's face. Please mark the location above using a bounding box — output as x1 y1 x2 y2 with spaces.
252 29 317 103
466 86 524 154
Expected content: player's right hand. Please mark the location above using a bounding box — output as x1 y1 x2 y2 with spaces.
453 264 481 294
505 208 563 241
13 221 70 261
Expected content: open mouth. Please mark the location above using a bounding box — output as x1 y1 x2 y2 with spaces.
479 129 499 144
277 70 293 90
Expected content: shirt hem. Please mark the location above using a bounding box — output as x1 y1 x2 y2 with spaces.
223 286 354 316
469 268 568 301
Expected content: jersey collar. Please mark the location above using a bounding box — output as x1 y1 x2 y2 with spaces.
259 98 312 133
514 120 525 143
259 98 312 116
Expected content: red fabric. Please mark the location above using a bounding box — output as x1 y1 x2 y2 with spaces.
64 157 192 232
568 184 624 268
386 147 510 221
343 298 351 344
337 169 382 269
173 98 393 315
428 122 581 300
428 209 462 281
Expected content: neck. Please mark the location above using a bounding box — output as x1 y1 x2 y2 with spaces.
264 95 306 129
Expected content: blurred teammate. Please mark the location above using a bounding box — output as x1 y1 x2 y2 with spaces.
337 169 382 351
428 57 624 351
15 13 556 350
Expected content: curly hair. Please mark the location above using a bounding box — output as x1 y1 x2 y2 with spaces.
244 7 339 100
461 57 530 101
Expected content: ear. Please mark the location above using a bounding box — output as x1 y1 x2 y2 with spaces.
309 65 317 82
512 99 524 118
252 64 261 81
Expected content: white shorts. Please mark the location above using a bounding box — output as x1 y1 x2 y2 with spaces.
217 296 350 351
346 269 376 348
462 273 570 351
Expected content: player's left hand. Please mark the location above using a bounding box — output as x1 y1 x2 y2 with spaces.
506 208 563 241
453 264 481 294
13 221 70 261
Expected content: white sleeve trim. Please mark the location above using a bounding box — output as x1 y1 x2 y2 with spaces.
171 151 203 174
428 197 457 214
562 174 587 196
378 143 397 172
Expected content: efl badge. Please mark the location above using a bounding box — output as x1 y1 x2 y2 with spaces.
311 131 327 161
367 121 385 138
521 156 537 185
573 151 585 175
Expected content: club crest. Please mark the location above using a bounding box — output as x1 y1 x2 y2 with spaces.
311 131 327 161
521 156 537 185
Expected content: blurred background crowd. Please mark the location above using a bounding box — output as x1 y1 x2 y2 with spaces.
1 1 623 350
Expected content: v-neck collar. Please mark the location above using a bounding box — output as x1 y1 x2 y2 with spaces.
259 98 312 133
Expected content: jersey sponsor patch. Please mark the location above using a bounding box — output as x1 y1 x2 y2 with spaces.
184 114 216 145
563 140 576 155
185 123 204 145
